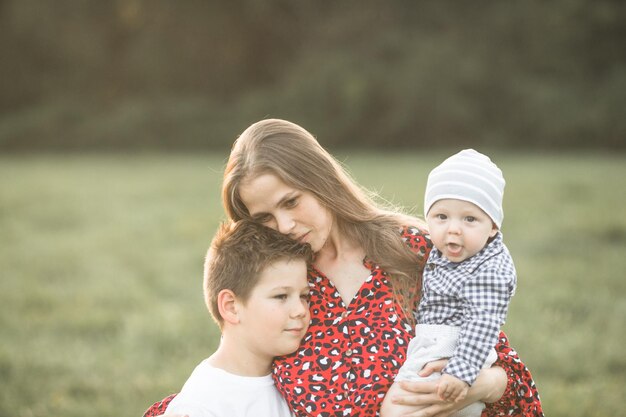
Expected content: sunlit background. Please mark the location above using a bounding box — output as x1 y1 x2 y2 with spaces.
1 1 625 417
2 0 624 151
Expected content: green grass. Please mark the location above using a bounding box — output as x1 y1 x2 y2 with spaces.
1 151 625 417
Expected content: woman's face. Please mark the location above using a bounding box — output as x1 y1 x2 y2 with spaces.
239 173 333 252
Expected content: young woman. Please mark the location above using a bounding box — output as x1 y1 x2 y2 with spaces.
222 118 542 417
147 119 542 417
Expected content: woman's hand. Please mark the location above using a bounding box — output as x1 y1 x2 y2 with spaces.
417 359 447 378
391 379 459 417
389 360 508 417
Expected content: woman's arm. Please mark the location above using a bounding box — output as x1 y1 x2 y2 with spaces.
487 332 544 416
390 360 506 417
391 333 545 417
418 359 507 403
142 394 178 417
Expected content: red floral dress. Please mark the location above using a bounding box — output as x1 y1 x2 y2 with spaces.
143 226 543 417
272 226 543 417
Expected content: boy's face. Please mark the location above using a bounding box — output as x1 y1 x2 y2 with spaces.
426 199 498 263
236 258 310 363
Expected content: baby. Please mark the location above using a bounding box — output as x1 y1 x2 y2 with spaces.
382 149 517 417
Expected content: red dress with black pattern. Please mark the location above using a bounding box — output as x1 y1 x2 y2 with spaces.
142 226 543 417
272 226 543 417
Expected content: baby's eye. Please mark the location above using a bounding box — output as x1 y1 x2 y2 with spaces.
465 216 476 222
300 293 311 303
274 294 288 300
436 214 447 220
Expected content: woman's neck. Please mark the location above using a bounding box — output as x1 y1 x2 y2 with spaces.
317 221 360 261
314 224 370 305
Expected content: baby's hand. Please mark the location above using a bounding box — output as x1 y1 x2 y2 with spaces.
437 373 469 402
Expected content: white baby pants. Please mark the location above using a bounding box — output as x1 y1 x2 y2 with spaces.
395 324 498 417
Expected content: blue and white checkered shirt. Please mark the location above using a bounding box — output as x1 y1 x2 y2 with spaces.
416 232 517 385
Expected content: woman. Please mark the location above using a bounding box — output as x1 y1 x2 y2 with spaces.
222 119 542 417
148 119 542 417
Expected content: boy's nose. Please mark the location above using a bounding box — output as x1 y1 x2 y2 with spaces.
291 300 308 318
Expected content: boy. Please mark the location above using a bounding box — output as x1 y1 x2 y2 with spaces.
382 149 517 417
164 220 313 417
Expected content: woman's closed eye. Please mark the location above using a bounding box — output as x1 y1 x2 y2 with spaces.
253 213 273 224
283 196 298 209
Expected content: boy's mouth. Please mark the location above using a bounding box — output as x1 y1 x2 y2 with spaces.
285 327 305 335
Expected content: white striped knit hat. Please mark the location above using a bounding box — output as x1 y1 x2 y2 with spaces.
424 149 505 228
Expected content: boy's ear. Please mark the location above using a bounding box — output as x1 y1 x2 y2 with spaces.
217 289 240 325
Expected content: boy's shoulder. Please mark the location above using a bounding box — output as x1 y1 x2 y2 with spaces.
167 360 292 417
175 359 225 398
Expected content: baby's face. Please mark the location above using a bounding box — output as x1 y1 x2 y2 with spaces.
426 199 498 262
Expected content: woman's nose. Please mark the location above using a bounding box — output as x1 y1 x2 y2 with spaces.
276 214 295 235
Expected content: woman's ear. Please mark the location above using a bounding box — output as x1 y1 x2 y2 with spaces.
217 289 240 325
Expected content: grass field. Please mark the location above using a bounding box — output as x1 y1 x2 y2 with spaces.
1 151 625 417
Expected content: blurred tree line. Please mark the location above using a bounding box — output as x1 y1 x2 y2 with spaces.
0 0 624 151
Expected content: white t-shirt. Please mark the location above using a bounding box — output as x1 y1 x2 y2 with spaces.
165 359 294 417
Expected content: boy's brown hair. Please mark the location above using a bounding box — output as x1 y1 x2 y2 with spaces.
204 220 313 328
